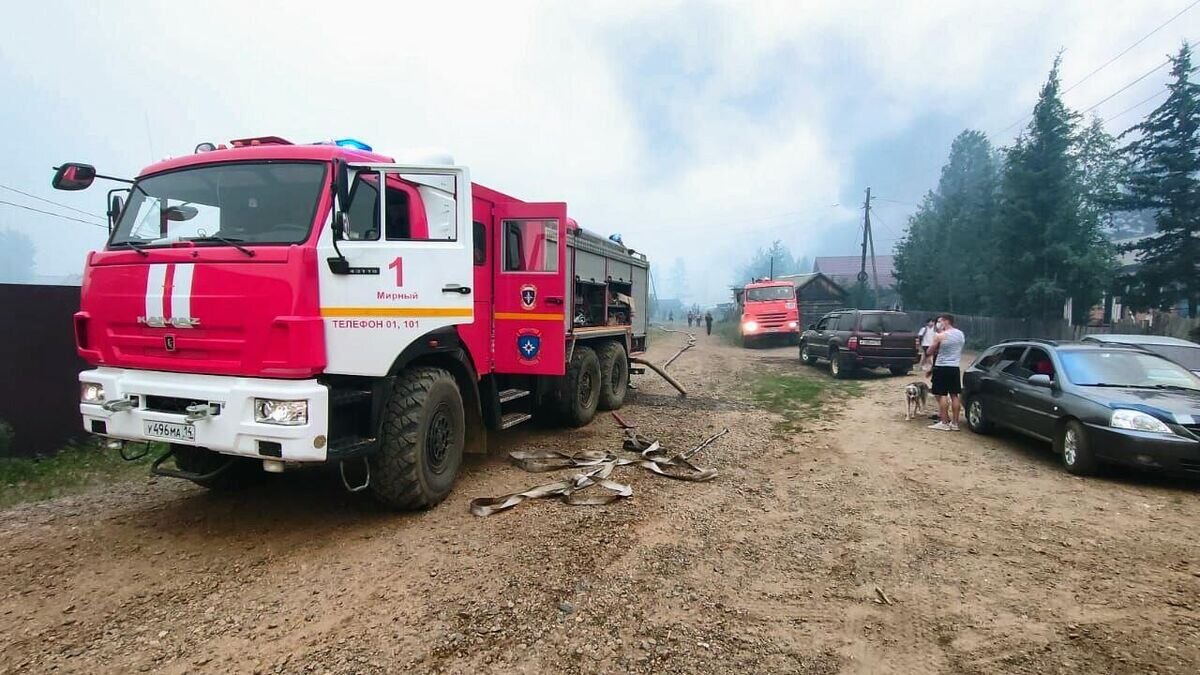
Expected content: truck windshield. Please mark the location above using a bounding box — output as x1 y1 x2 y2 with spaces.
109 162 327 247
746 286 793 302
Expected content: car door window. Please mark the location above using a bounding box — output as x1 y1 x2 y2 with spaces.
1020 347 1057 381
815 317 830 331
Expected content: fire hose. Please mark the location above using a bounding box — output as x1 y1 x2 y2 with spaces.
469 414 726 516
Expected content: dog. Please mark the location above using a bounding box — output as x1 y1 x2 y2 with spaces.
904 381 929 420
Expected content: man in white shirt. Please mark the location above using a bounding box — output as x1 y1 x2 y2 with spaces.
925 314 965 431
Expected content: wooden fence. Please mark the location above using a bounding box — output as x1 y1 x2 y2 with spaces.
0 284 88 457
905 309 1200 349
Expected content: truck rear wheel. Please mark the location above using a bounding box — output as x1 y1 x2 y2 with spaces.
560 345 601 427
596 341 629 411
370 367 464 510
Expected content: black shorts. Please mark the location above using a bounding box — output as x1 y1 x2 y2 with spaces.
930 366 962 396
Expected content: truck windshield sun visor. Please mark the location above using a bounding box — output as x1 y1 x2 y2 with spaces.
108 162 327 249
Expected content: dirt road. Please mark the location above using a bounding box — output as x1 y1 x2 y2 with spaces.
2 334 1198 674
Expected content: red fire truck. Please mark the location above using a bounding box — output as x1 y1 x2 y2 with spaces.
53 136 649 509
738 278 800 347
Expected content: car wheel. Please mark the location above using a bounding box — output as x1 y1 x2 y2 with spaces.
800 342 818 365
829 350 852 379
1057 420 1098 476
889 365 912 376
965 396 993 434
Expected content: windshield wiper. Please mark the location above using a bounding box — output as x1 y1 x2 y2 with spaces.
1082 383 1150 388
111 241 149 257
185 235 255 257
1151 384 1200 392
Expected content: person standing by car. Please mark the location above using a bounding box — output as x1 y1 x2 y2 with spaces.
918 318 936 367
926 314 965 431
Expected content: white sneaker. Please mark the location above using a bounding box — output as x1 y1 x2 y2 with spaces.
948 423 960 431
928 422 951 431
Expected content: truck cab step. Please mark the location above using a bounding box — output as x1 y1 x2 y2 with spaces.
327 436 377 459
498 388 531 404
500 412 532 429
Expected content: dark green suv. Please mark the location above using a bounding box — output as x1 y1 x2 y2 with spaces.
799 310 920 378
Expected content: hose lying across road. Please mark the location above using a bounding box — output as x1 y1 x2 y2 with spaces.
469 413 726 516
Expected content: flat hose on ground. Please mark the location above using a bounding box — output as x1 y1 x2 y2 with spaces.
469 415 725 516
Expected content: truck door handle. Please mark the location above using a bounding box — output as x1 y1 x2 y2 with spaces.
442 284 472 295
545 296 563 305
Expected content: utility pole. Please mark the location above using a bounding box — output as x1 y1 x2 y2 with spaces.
859 187 881 309
769 252 774 280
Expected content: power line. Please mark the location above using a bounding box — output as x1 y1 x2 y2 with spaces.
0 183 103 219
1062 0 1200 95
873 197 920 208
1103 87 1170 124
0 200 109 230
1080 56 1172 115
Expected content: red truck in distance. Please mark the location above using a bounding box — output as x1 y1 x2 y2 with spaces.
54 136 650 510
739 279 800 347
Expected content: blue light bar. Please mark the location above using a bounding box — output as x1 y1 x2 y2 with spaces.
333 138 373 152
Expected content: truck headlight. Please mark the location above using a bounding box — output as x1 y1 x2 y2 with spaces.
255 399 308 426
1110 409 1173 435
787 321 798 329
81 382 105 404
742 320 759 334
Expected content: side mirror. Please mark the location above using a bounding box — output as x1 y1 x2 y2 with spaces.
107 193 124 228
807 323 816 330
52 163 97 191
164 205 198 222
332 211 347 241
1029 374 1054 388
334 160 350 208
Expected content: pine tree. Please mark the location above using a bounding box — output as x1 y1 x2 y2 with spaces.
994 56 1112 322
1120 42 1200 317
893 130 998 312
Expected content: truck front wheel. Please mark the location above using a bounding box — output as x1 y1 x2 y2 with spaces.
596 341 629 411
370 367 465 510
560 345 601 427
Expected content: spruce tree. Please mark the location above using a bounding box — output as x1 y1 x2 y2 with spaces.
1120 42 1200 317
994 56 1112 322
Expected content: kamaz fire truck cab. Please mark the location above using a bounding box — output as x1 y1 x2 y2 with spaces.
738 278 800 347
54 136 649 509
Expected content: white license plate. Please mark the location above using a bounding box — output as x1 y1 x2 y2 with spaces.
143 420 196 442
860 338 882 346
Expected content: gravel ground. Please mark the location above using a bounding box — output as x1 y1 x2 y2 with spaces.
1 331 1198 674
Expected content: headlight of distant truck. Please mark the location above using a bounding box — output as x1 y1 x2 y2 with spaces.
787 320 798 329
742 320 759 334
1110 409 1173 435
254 399 308 426
80 382 105 404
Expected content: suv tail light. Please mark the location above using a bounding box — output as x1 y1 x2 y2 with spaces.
847 336 859 351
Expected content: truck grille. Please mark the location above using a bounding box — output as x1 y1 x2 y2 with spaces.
755 312 789 327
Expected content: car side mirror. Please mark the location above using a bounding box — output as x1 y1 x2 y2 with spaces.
1029 374 1054 388
52 163 97 191
807 323 816 330
107 193 124 228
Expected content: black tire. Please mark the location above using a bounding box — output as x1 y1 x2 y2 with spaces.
889 365 912 376
370 367 465 510
800 342 818 365
1056 419 1097 476
964 396 993 434
596 341 629 411
171 444 264 491
829 349 853 379
787 333 801 346
559 345 601 427
741 334 753 348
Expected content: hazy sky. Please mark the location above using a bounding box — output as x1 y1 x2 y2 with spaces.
1 1 1197 303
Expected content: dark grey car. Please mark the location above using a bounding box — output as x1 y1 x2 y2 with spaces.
962 340 1200 477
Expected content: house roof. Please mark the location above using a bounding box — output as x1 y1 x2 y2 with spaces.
775 272 847 293
812 255 896 288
